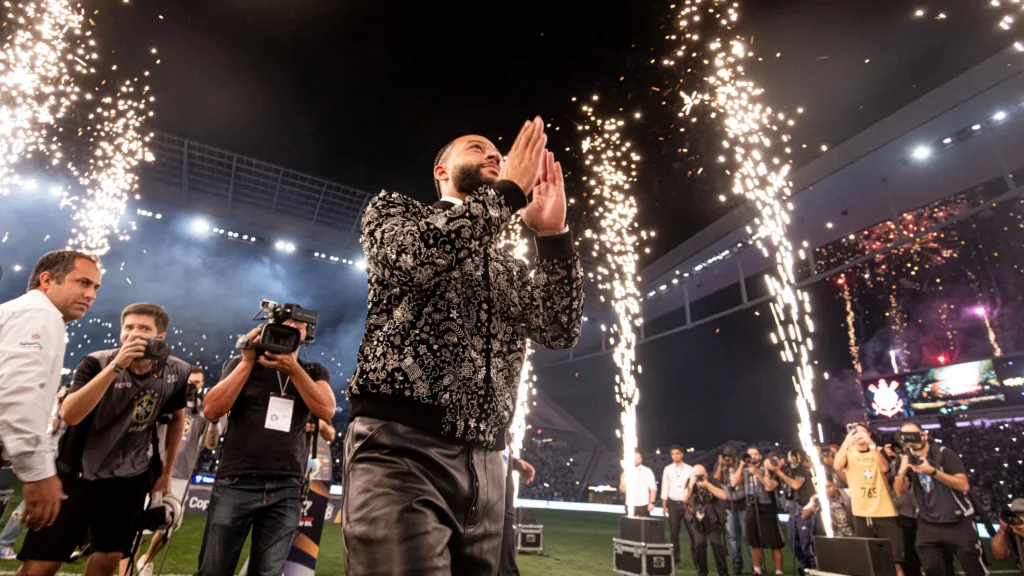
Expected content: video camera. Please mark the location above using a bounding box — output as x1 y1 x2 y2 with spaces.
241 300 319 355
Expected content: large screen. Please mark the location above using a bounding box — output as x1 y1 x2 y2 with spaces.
863 359 1006 420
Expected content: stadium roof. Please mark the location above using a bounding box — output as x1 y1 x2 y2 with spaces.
533 46 1024 366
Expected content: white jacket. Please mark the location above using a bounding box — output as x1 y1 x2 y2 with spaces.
0 290 66 481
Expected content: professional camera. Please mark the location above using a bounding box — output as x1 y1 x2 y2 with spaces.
894 431 925 466
141 338 170 363
240 300 319 355
741 453 755 465
694 474 708 483
1001 508 1024 527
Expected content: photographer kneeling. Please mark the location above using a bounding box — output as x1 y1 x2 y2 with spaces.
893 422 985 576
18 303 189 576
197 303 335 576
685 464 730 576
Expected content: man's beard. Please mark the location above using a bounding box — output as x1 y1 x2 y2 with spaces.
451 162 497 196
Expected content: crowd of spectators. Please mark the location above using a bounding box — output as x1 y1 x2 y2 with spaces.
518 438 583 501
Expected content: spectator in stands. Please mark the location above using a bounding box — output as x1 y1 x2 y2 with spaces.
835 423 906 576
893 422 985 576
662 445 694 566
684 464 729 576
621 449 657 517
715 445 749 576
731 447 784 576
991 498 1024 575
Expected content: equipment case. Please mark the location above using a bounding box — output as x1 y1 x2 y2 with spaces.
613 537 675 575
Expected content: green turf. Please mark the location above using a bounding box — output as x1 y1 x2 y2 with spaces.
0 503 1017 575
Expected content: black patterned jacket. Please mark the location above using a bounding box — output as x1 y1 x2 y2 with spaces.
347 180 585 450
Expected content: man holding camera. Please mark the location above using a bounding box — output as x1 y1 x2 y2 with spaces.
132 365 220 576
685 464 730 576
768 449 817 576
715 446 749 576
18 303 188 576
0 250 101 532
892 422 985 576
992 498 1024 575
197 315 334 576
344 118 584 575
834 423 905 576
662 445 694 566
731 447 785 576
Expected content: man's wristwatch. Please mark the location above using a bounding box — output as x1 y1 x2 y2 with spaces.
112 361 126 373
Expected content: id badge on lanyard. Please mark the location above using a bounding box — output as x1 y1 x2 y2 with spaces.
265 393 294 432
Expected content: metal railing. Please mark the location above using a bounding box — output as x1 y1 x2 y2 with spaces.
140 132 373 235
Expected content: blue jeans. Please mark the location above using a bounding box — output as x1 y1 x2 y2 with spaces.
196 476 302 576
0 501 23 548
725 507 749 573
787 508 817 576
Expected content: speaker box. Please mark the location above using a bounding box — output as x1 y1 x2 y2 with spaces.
815 537 896 576
620 515 665 544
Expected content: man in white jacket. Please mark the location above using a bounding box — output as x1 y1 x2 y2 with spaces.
0 251 101 530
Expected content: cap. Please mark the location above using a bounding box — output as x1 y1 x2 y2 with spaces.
1011 498 1024 513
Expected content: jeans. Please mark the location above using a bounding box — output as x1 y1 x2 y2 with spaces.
196 475 302 576
787 511 817 576
0 501 23 548
725 507 749 573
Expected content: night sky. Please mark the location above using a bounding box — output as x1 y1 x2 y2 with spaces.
100 0 1007 261
9 0 1011 449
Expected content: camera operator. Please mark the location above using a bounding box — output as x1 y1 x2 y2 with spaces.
885 441 923 576
991 499 1024 575
197 316 335 576
132 365 220 576
715 445 749 576
834 423 905 576
892 422 985 576
685 464 730 576
768 449 817 576
662 445 694 567
731 447 785 576
17 303 188 576
0 250 101 531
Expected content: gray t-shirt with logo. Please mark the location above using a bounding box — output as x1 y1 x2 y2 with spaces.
157 402 214 480
68 349 189 480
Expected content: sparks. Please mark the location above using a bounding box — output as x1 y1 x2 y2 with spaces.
498 218 537 507
578 103 642 517
669 0 832 535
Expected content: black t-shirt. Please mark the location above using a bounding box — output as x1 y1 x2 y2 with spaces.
687 479 727 529
215 356 330 479
791 466 815 507
60 351 188 480
908 445 971 524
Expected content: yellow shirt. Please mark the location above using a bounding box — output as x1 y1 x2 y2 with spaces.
844 448 897 518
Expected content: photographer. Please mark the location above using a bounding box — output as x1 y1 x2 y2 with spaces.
731 447 785 576
132 365 220 576
991 499 1024 575
715 445 749 575
768 449 817 576
17 303 189 576
834 423 905 576
684 464 730 576
892 422 985 576
662 445 694 567
197 316 335 576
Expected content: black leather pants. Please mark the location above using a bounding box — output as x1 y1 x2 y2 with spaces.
342 416 506 576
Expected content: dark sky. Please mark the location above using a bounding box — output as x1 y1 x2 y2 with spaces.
100 0 1007 263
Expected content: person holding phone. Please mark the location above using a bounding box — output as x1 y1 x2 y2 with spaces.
834 422 906 576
